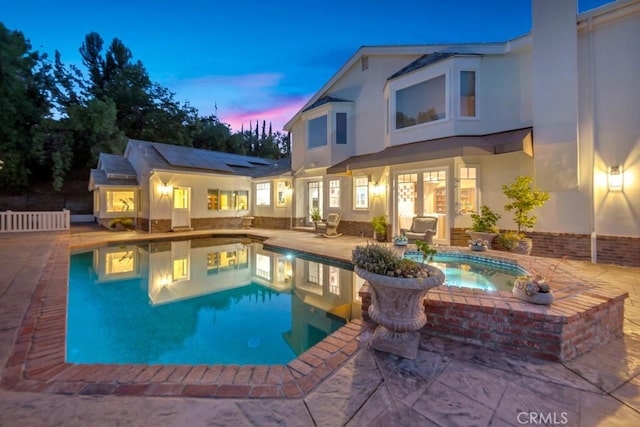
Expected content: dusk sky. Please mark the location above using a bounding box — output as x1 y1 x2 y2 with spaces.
3 0 612 133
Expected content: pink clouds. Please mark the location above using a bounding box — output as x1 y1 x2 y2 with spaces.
221 98 308 133
162 73 311 133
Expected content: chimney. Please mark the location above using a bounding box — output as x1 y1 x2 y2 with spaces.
531 0 579 190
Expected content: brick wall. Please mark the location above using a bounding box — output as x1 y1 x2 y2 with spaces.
252 216 290 229
359 284 626 362
452 228 639 267
192 217 243 230
597 235 640 267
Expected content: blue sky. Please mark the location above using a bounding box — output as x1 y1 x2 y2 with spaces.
2 0 612 132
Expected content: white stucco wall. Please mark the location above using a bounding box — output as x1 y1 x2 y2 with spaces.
149 171 252 221
586 7 640 237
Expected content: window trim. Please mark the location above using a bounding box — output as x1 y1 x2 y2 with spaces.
354 176 370 210
457 164 479 215
329 179 341 208
255 182 271 207
458 69 479 120
307 114 328 149
394 73 448 131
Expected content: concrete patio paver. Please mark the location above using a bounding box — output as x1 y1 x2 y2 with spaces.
0 226 639 426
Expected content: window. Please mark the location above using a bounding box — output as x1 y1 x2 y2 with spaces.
256 254 271 280
336 113 347 144
460 71 476 117
105 251 135 275
308 261 323 285
256 183 271 206
308 115 328 148
208 190 248 210
395 74 446 129
354 176 369 209
458 166 478 214
329 179 340 208
276 182 287 207
329 266 340 295
106 190 135 213
173 188 188 209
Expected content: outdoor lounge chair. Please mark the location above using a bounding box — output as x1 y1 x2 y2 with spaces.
315 212 342 237
400 216 438 244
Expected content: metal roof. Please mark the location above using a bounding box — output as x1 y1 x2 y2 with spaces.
98 153 137 179
388 52 457 80
128 139 276 175
302 96 353 113
326 128 533 174
89 169 138 189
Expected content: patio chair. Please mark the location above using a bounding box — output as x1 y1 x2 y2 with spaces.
316 212 342 237
400 216 438 244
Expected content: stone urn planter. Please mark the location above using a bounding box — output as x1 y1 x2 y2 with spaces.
355 265 445 359
512 276 554 305
466 230 498 249
241 216 254 229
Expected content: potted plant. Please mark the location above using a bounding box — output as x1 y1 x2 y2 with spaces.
310 208 322 232
393 235 408 246
501 176 550 255
352 243 444 359
466 205 500 249
415 239 437 261
468 238 488 252
371 215 388 242
108 217 134 231
512 273 554 305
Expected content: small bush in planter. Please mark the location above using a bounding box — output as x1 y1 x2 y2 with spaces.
352 242 431 278
502 176 550 235
469 205 500 234
109 217 134 230
371 215 388 241
310 208 322 222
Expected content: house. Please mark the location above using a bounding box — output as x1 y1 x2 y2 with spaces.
283 0 640 266
89 139 292 232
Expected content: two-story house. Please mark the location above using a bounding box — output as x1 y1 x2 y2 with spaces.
284 0 640 266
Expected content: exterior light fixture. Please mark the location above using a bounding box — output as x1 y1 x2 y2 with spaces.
159 182 172 196
608 165 623 191
371 182 382 197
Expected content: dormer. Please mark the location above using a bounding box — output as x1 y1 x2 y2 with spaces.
300 96 355 169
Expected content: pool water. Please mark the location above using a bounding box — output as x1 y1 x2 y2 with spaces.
67 239 353 365
403 251 526 292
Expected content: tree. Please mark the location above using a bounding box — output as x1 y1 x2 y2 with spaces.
502 176 550 234
0 23 52 191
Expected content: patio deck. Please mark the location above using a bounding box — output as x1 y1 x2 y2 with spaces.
1 225 640 426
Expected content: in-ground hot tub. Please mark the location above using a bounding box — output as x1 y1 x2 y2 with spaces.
360 248 627 362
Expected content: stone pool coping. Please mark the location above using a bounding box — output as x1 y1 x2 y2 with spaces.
1 233 371 398
1 232 628 397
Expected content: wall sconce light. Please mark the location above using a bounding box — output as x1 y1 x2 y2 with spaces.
159 182 172 196
608 165 623 191
371 182 382 197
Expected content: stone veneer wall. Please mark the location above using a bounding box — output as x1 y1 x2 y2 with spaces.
252 216 290 229
359 284 626 362
451 228 639 267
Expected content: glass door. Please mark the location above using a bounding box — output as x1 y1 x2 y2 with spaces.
397 173 418 232
422 169 447 242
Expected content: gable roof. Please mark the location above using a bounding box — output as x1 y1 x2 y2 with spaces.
98 153 137 179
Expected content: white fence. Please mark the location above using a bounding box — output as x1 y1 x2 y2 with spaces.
0 210 70 233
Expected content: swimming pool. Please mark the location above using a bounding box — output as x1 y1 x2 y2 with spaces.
403 251 526 292
67 238 358 365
